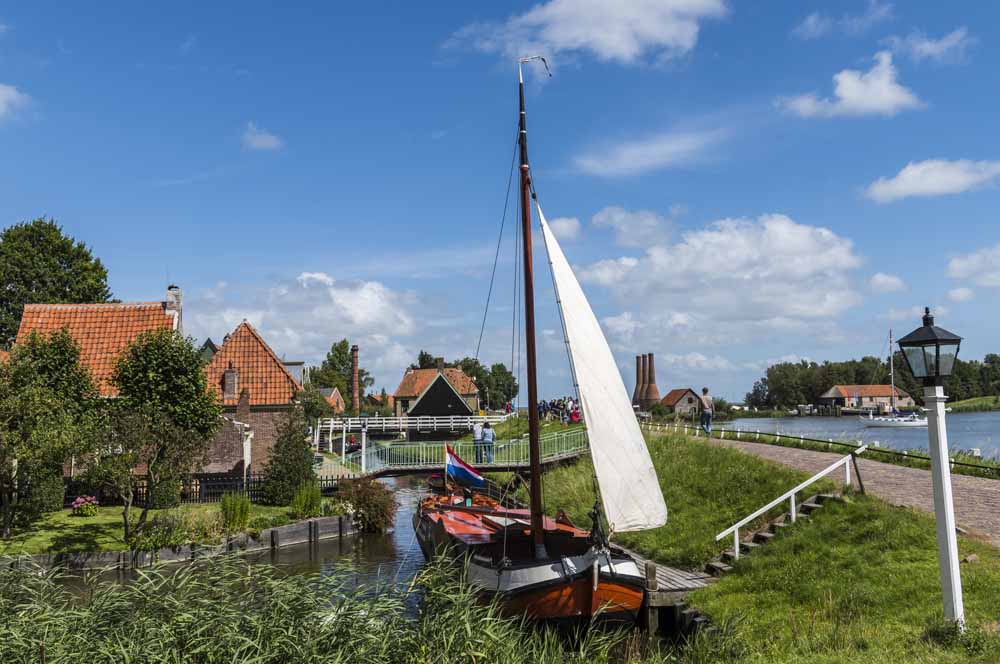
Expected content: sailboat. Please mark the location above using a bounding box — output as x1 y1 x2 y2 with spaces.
412 58 668 623
861 329 927 428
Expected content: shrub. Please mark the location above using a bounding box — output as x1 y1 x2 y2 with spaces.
220 492 251 534
337 478 396 533
71 495 99 517
183 510 223 544
131 511 188 551
20 466 66 518
290 482 322 520
246 513 291 539
261 405 316 505
321 498 349 517
147 475 181 509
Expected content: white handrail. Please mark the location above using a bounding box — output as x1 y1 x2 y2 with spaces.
715 444 868 560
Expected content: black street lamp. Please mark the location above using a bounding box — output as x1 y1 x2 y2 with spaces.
897 308 962 386
897 307 964 629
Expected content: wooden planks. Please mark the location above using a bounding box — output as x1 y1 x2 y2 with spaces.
619 546 714 596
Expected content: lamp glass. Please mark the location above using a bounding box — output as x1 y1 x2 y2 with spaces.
937 344 959 377
904 345 928 378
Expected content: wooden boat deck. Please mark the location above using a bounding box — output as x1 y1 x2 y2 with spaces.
618 546 715 606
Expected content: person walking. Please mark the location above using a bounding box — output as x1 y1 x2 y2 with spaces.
699 387 714 435
473 421 484 463
482 421 496 463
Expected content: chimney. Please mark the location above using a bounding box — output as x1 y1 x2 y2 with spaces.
351 345 360 412
632 355 643 406
223 361 239 402
644 353 661 407
436 357 445 373
166 285 183 334
236 387 251 422
638 354 649 407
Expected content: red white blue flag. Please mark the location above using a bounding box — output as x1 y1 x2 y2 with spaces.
445 445 485 488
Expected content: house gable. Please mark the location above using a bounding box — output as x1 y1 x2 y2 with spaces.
407 373 474 416
204 322 301 407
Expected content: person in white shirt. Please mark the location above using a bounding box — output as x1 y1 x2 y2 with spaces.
473 421 484 463
700 387 714 434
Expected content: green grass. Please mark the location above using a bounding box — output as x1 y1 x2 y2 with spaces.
0 503 291 556
950 395 1000 413
535 432 834 568
689 494 1000 663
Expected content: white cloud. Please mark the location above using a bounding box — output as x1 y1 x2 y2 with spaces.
591 206 674 247
869 272 905 293
0 83 30 120
792 1 892 39
866 159 1000 203
948 287 974 303
661 352 734 371
241 122 284 151
575 127 727 177
186 273 417 390
887 304 948 322
451 0 728 65
548 216 581 242
886 27 974 64
779 51 922 118
948 243 1000 288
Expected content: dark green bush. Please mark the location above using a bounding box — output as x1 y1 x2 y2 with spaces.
131 511 188 551
220 492 251 533
261 406 315 505
290 482 322 520
19 465 65 518
146 475 181 509
337 478 396 533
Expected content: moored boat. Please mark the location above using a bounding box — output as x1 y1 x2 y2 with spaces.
859 330 927 428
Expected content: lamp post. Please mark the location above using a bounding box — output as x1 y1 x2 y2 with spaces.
897 307 964 629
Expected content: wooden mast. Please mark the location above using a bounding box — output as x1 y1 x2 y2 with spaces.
518 61 546 559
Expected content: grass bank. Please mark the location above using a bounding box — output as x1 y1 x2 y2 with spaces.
0 503 292 556
690 494 1000 663
950 395 1000 413
535 432 833 568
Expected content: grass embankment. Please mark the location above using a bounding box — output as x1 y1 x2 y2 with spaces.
0 503 291 556
950 395 1000 413
537 432 833 568
690 494 1000 663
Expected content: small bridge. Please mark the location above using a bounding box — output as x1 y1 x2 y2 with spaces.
313 414 513 451
331 428 589 477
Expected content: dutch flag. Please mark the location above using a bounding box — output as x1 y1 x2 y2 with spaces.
445 445 485 488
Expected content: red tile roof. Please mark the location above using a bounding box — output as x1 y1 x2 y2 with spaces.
205 322 301 406
15 302 177 396
394 368 478 398
661 388 698 407
827 385 909 398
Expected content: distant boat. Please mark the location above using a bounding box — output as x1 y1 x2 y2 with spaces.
860 329 927 428
413 58 667 624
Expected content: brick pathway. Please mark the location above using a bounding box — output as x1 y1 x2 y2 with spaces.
708 437 1000 548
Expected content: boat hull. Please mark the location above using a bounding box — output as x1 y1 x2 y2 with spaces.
859 416 927 428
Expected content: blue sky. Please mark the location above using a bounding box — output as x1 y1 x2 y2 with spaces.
2 1 999 401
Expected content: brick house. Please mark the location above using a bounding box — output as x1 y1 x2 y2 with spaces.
393 360 479 417
817 385 915 413
660 388 701 416
203 321 303 472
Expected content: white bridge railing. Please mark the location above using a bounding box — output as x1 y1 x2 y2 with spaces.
340 428 589 475
314 414 512 443
715 444 869 560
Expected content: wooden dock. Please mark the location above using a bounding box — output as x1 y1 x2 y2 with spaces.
618 545 715 634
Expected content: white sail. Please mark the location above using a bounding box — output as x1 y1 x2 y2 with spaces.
537 204 667 533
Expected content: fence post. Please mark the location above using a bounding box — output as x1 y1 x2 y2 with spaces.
845 457 851 487
732 529 740 561
790 494 797 523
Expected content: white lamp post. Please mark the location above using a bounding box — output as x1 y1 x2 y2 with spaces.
897 307 964 630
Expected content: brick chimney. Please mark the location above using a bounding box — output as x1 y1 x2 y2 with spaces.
639 354 649 407
166 284 183 334
351 345 360 412
643 353 661 406
632 355 642 406
236 387 251 422
222 361 239 402
436 357 445 373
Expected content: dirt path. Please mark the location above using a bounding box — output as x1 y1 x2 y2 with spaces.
707 436 1000 547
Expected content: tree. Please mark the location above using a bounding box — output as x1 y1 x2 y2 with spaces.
410 350 436 370
261 404 315 506
0 218 112 347
0 330 98 537
91 329 221 544
306 339 373 411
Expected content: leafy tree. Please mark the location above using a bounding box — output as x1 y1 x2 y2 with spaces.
0 330 98 537
89 329 221 544
261 404 316 506
0 218 112 347
411 353 518 411
299 384 334 422
410 350 436 370
306 339 373 411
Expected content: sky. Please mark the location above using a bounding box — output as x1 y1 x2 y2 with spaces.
2 1 999 402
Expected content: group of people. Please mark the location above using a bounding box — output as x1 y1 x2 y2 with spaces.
538 396 581 424
471 421 497 464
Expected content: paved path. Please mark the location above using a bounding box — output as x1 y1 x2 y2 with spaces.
708 437 1000 548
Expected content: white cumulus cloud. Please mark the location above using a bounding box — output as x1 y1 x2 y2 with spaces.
0 83 30 121
869 272 905 293
886 27 975 64
779 51 922 118
948 243 1000 288
948 287 974 302
451 0 728 65
548 216 581 241
866 159 1000 203
575 127 728 177
791 1 892 39
241 122 284 151
887 304 948 322
591 206 673 247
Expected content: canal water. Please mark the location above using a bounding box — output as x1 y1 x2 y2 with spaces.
727 411 1000 459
